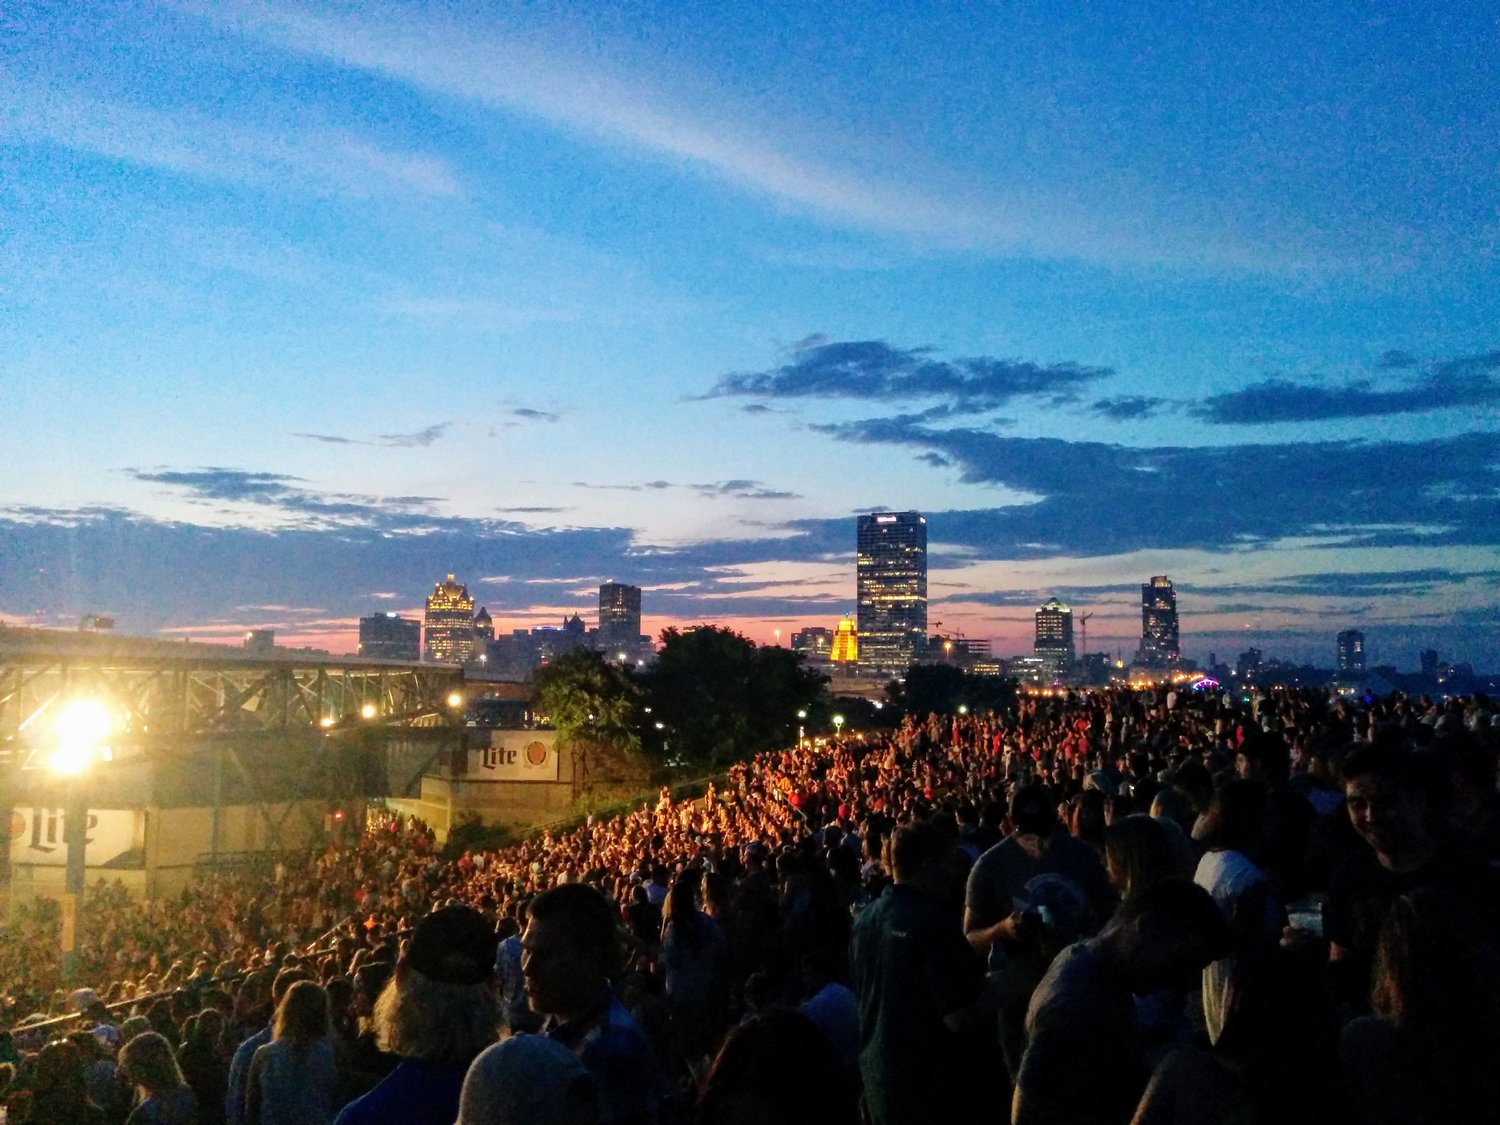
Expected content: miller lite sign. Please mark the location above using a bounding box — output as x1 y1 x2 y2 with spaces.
467 731 560 781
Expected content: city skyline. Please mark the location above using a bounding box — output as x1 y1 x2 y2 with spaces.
2 3 1498 668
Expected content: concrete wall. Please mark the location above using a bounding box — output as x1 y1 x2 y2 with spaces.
7 798 332 905
386 730 589 842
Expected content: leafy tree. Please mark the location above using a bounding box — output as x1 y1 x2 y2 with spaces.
533 649 641 765
641 626 827 768
887 664 1017 719
894 663 967 717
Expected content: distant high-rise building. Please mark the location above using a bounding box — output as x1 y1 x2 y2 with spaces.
856 512 928 677
359 613 421 661
474 606 495 646
1336 629 1366 676
243 629 275 654
1138 576 1180 667
1420 649 1440 679
792 626 834 664
424 574 476 664
598 582 643 657
1236 647 1263 684
830 616 859 664
1034 598 1075 676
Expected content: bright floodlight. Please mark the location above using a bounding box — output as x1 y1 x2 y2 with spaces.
49 699 112 775
447 692 464 709
360 703 378 720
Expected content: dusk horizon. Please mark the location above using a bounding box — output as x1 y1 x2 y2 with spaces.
4 2 1497 671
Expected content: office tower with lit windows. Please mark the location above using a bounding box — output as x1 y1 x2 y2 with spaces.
598 582 643 657
1138 575 1180 667
792 626 834 665
1034 598 1075 676
1337 629 1365 676
359 613 421 661
424 574 476 664
856 511 928 677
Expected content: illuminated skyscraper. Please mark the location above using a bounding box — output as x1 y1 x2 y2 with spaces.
359 613 421 661
424 574 476 664
1138 575 1180 667
830 616 859 664
1034 598 1075 676
856 512 927 677
598 582 643 657
1336 629 1365 676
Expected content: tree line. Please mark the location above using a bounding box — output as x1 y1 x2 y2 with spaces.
532 626 1016 773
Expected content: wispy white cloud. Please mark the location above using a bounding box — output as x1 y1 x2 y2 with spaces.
186 1 1283 269
1 76 461 199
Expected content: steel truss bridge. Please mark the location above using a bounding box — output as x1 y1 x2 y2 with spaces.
0 632 467 850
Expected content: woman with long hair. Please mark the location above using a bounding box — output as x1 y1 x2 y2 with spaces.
177 1008 230 1125
24 1039 107 1125
659 873 730 1070
1192 779 1284 1050
246 979 337 1124
1103 814 1182 902
120 1030 199 1125
1341 888 1500 1124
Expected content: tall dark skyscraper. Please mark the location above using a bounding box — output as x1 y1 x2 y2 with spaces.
598 582 643 657
1138 575 1180 667
359 613 421 661
1034 597 1075 675
856 511 928 677
424 574 475 664
1336 629 1365 675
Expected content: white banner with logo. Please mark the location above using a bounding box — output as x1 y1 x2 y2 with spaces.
8 807 142 867
466 731 560 782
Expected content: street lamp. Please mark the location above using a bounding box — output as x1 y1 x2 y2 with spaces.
797 709 807 748
832 713 845 738
49 699 113 981
957 704 969 716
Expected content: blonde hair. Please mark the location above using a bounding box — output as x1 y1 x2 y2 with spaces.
372 969 500 1066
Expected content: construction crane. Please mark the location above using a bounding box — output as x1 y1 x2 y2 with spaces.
1078 612 1094 665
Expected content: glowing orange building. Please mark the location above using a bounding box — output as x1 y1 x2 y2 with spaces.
830 615 859 663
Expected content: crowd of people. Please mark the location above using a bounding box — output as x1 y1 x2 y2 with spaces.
1 684 1497 1124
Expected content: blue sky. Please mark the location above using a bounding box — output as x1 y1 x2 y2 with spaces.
2 1 1498 668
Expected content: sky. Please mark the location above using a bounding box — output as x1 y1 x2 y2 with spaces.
2 1 1498 669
